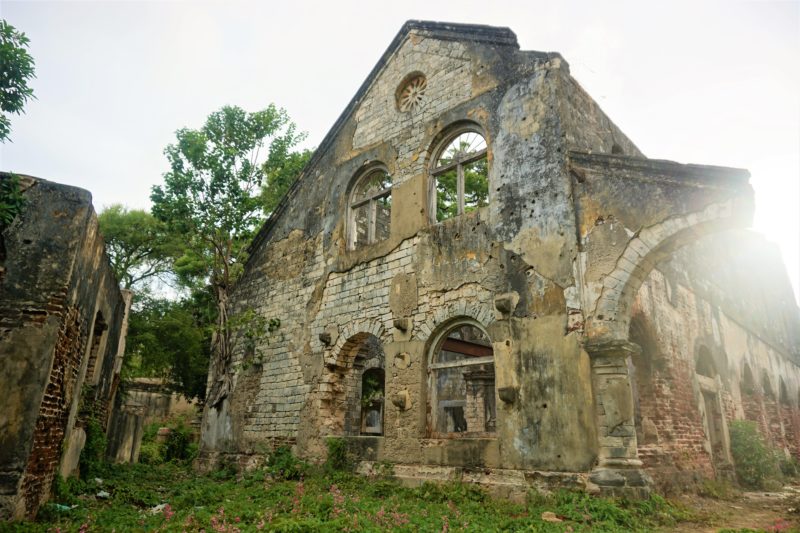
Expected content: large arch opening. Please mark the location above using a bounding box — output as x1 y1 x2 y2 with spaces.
323 332 386 436
427 320 495 437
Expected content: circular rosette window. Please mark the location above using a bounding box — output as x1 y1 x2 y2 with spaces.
396 73 427 112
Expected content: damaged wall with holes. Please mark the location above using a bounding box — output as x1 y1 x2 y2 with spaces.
0 174 132 520
197 21 799 496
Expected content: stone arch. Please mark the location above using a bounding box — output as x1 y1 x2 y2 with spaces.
318 329 386 436
779 378 791 406
696 346 717 378
761 370 775 400
414 300 495 342
324 319 387 367
589 199 750 342
426 317 496 436
742 362 757 395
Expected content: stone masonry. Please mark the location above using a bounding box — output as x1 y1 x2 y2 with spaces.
197 21 800 497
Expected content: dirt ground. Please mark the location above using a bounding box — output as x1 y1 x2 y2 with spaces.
665 486 800 532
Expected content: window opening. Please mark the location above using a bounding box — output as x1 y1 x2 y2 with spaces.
742 364 756 395
360 368 385 435
431 130 488 222
695 347 717 378
430 322 495 436
761 371 775 399
780 379 790 405
349 169 392 249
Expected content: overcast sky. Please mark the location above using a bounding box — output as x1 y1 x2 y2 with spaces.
1 0 798 302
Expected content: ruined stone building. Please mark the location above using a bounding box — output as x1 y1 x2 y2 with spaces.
198 21 800 496
0 174 131 519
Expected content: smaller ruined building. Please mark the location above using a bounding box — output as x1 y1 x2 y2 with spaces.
198 21 800 496
0 174 131 520
106 378 198 464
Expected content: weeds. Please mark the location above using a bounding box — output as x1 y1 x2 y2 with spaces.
15 459 719 532
266 446 307 481
324 437 351 473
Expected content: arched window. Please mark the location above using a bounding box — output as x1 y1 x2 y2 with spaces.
695 346 717 378
779 379 790 406
430 127 488 222
348 167 392 250
361 368 385 435
429 321 495 436
761 371 775 399
742 363 756 395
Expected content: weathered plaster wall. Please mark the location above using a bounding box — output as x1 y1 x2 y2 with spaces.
0 175 129 519
198 21 789 497
199 24 649 479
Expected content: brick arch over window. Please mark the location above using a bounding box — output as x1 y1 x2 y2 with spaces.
318 329 386 436
414 300 495 342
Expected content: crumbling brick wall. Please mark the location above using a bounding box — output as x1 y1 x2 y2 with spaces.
0 175 130 520
630 233 800 489
20 306 85 516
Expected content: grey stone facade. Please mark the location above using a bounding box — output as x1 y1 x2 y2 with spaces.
198 21 800 496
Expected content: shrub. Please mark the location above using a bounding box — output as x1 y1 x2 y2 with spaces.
779 456 799 478
164 420 196 462
729 420 780 489
267 446 307 480
324 437 352 473
79 417 108 479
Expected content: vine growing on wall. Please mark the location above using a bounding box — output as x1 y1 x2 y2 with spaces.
0 173 26 229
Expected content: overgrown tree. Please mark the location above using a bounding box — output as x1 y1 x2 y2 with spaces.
98 204 178 290
0 20 36 142
150 105 305 407
124 291 215 401
261 148 312 215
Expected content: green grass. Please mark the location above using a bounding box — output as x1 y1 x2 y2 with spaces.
3 462 696 532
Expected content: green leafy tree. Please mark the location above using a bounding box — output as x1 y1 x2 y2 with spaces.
150 105 304 406
124 292 215 401
0 173 26 228
0 20 36 142
98 204 178 290
261 148 312 215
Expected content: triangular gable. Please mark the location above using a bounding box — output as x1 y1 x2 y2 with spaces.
249 21 519 253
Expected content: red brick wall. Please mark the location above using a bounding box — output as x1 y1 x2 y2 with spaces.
20 305 86 518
